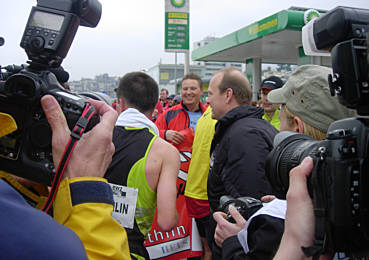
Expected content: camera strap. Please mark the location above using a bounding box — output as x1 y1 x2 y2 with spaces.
41 103 96 214
302 158 329 260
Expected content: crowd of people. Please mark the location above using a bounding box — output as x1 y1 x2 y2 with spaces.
0 63 361 260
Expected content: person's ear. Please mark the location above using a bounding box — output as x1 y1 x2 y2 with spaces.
118 98 126 113
294 116 305 134
225 88 233 104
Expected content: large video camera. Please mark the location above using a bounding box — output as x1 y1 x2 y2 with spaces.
266 6 369 258
0 0 102 185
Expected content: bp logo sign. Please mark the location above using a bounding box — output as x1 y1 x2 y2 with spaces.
304 9 320 24
171 0 185 8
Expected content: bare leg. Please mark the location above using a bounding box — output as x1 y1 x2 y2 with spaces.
201 237 212 260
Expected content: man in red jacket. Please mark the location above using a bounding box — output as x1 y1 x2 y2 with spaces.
155 72 207 258
155 73 206 145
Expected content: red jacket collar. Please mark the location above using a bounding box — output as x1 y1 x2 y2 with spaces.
180 101 206 113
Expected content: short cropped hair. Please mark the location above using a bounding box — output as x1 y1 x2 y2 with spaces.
182 72 203 89
217 67 252 105
117 72 158 113
160 88 169 95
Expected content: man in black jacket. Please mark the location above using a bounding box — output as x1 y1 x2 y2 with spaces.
206 67 278 259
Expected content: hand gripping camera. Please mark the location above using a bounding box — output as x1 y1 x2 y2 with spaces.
266 6 369 258
219 195 263 223
0 0 102 185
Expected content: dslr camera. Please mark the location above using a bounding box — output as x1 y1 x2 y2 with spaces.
219 195 263 223
266 6 369 258
0 0 102 185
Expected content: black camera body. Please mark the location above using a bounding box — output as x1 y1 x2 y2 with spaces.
304 6 369 115
219 195 263 223
266 118 369 254
0 68 99 184
266 6 369 257
0 0 102 185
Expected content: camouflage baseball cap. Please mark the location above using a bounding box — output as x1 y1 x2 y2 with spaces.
267 65 356 133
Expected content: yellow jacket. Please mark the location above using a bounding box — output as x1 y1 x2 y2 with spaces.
262 109 280 131
184 106 217 200
54 177 131 260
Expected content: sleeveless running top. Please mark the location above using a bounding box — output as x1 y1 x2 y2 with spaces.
105 126 157 259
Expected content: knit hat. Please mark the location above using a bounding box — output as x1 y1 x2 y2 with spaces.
267 65 356 133
261 76 283 91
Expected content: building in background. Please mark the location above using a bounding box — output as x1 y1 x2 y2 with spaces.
69 73 119 97
67 64 294 102
146 63 205 94
68 63 206 98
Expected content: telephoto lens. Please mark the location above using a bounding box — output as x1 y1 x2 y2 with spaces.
265 131 319 199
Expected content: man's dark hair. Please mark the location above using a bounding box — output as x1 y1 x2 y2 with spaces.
182 72 203 89
117 72 158 113
160 88 169 95
217 67 252 105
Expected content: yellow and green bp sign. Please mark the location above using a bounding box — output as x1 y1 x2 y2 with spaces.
171 0 185 8
165 0 189 52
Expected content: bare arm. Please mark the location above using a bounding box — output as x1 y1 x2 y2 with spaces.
155 139 179 231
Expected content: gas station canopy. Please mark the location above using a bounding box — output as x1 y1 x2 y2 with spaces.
192 7 331 100
192 7 328 65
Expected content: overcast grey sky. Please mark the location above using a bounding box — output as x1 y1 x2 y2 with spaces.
1 0 367 80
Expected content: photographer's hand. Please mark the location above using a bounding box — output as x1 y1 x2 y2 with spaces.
213 205 247 247
41 95 117 179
